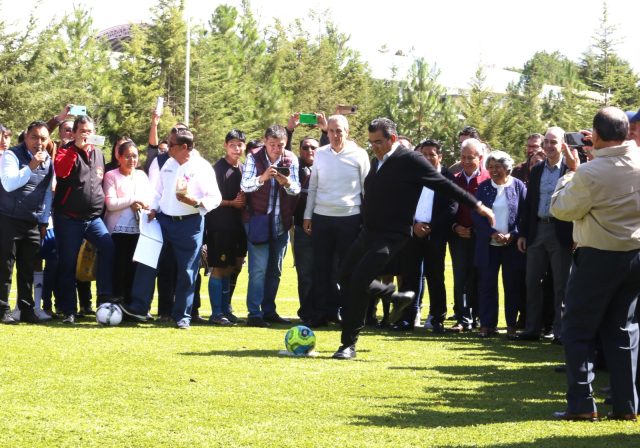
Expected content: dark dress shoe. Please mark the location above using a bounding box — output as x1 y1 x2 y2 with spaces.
191 315 208 324
264 314 291 324
365 315 378 327
607 412 637 421
332 345 356 360
247 317 270 327
447 323 471 333
391 320 414 332
553 411 599 422
306 318 328 328
478 327 497 338
431 322 445 334
326 312 342 324
386 291 415 324
509 331 540 341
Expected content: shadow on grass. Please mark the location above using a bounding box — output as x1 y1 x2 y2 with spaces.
352 331 606 429
179 348 371 360
455 433 639 448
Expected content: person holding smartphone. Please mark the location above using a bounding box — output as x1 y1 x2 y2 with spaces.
241 125 300 327
0 121 53 324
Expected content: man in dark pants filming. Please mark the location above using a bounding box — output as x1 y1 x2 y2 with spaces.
333 118 495 359
551 106 640 421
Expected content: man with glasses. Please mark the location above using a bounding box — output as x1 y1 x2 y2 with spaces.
292 135 318 324
0 121 53 324
333 118 495 359
302 114 370 327
53 115 116 324
121 128 221 329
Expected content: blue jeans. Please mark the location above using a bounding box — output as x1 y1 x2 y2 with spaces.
129 213 204 322
53 212 114 315
245 224 289 319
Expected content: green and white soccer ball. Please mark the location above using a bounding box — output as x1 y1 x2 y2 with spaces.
284 325 316 355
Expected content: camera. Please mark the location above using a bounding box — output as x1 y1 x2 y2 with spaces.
565 132 592 164
275 162 290 177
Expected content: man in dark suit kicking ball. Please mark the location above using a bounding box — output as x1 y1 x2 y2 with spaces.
333 118 495 359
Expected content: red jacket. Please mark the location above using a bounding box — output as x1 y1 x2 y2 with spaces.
453 168 490 228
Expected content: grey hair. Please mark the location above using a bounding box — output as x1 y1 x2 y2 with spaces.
485 150 514 173
460 138 484 158
327 114 349 131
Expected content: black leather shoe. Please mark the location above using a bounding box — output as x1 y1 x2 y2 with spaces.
190 314 208 324
19 308 40 324
306 318 329 328
447 323 471 333
387 291 415 324
431 322 446 334
264 314 291 324
332 345 356 360
607 412 637 421
509 331 540 341
247 317 270 328
553 411 598 422
391 320 414 332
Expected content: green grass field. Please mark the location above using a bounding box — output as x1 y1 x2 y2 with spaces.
1 247 639 447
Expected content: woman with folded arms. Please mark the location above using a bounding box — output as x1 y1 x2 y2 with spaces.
472 151 527 338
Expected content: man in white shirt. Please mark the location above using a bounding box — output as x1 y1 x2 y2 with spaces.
121 128 221 329
302 115 370 327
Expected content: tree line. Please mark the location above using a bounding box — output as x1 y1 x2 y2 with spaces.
0 0 637 165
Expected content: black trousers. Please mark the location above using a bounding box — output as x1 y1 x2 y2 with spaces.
563 247 640 416
0 214 40 311
311 213 362 320
111 233 140 303
403 235 448 324
339 229 409 347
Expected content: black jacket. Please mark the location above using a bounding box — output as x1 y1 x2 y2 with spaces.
520 160 573 249
363 146 477 237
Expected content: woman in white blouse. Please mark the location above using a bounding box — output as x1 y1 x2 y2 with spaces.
472 151 527 338
103 141 154 304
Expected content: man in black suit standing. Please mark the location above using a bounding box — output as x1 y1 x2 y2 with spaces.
392 139 457 333
513 127 575 342
332 118 495 359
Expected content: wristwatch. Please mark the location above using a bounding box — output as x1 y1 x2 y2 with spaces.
193 201 202 209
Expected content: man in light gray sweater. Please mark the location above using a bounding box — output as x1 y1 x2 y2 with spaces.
302 115 370 327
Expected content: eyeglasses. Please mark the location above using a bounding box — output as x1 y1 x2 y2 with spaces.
300 145 317 151
171 127 189 134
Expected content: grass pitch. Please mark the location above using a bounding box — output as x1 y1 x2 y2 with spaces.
1 248 638 447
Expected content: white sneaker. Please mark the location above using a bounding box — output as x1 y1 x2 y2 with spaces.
11 306 20 322
34 308 52 321
423 314 434 330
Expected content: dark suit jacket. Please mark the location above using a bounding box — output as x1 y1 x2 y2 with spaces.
363 146 478 237
520 160 573 249
414 166 458 242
